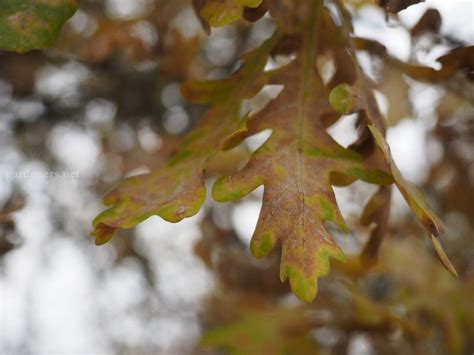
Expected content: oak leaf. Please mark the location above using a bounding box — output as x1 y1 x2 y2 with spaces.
91 35 276 245
0 0 77 52
212 3 392 302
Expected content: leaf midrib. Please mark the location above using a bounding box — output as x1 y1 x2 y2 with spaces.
296 0 322 266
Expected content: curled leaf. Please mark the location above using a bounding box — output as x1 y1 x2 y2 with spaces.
368 125 443 236
430 234 458 278
368 125 457 277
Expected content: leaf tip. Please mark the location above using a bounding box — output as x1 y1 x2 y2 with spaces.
90 222 117 246
250 231 276 258
429 234 458 279
280 246 347 303
281 266 318 302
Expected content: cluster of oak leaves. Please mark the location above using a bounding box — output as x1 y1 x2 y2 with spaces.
91 0 468 302
1 0 471 304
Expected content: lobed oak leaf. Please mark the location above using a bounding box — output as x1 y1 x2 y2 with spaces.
0 0 77 53
212 2 392 302
91 35 276 245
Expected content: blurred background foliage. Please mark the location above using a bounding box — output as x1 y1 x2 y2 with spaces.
0 0 473 354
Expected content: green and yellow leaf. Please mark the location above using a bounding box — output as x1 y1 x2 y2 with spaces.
193 0 263 28
91 35 276 245
212 2 392 302
0 0 77 53
91 0 456 302
368 125 457 278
